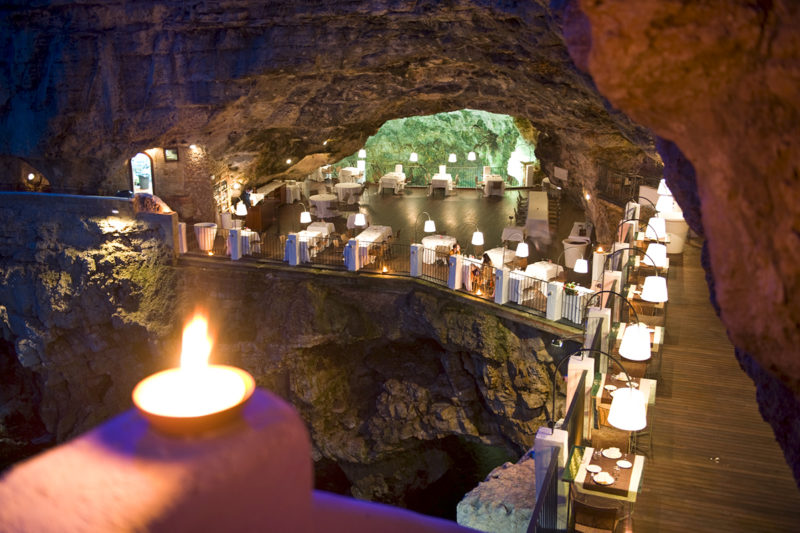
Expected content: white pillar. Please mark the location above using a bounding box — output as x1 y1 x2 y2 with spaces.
410 244 423 277
447 254 462 290
229 229 242 260
591 249 606 290
344 239 358 271
494 267 510 305
567 355 596 439
546 282 563 321
285 233 299 266
178 222 187 254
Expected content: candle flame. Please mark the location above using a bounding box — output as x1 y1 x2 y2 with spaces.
181 314 212 371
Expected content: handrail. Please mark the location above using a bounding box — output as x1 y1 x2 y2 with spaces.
527 447 561 533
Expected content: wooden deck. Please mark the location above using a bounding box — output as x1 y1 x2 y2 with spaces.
633 240 800 531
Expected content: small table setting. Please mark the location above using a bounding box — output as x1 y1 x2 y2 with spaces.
338 167 362 183
307 221 335 239
240 229 261 255
355 225 392 265
483 174 505 197
568 446 645 502
420 234 457 264
484 246 517 269
308 193 338 219
296 229 323 262
430 174 453 195
284 181 302 204
334 182 362 204
378 172 406 194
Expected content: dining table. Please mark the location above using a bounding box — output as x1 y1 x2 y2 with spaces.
338 167 362 183
355 225 393 265
227 229 261 256
430 173 453 195
284 182 302 204
569 446 646 503
378 172 406 194
334 182 362 204
296 229 323 263
501 226 526 242
307 221 335 239
483 174 505 197
420 234 457 264
308 193 338 219
484 246 517 269
524 261 563 281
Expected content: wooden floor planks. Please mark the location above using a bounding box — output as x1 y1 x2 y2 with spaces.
633 240 800 532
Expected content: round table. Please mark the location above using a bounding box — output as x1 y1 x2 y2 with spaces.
334 182 362 204
309 194 338 219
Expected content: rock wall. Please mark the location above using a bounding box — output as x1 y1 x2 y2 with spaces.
175 261 561 507
0 0 657 199
0 192 179 466
568 0 800 484
0 191 567 508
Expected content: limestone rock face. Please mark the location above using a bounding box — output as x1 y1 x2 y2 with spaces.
457 453 537 533
0 0 657 197
0 194 178 467
176 265 561 507
569 0 800 483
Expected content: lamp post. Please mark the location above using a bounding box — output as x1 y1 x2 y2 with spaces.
505 230 528 269
548 347 647 433
414 211 436 243
600 246 668 303
471 225 484 256
583 290 651 361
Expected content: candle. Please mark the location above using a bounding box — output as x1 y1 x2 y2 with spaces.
133 314 255 435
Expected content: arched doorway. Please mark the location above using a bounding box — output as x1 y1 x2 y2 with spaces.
130 152 154 194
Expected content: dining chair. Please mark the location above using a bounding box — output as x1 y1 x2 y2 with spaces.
591 426 631 454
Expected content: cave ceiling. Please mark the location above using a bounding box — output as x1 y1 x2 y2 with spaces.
0 0 657 190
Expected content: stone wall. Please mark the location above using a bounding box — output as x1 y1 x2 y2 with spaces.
0 192 179 466
174 260 560 507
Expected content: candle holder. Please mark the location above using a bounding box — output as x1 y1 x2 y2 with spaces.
132 314 256 436
133 366 255 436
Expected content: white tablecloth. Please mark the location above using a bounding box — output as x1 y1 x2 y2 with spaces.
483 174 505 196
484 246 516 268
355 225 392 265
335 182 362 204
431 174 453 194
525 261 562 281
339 167 362 183
501 226 526 242
356 225 392 244
285 183 302 204
378 172 406 193
297 230 323 262
307 221 335 238
194 223 218 251
421 235 457 264
309 193 338 219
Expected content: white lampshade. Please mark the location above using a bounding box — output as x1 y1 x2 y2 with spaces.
300 210 312 224
619 323 652 361
409 152 418 163
423 219 436 233
467 151 476 161
354 213 366 227
515 242 529 258
471 231 484 246
448 153 457 163
657 179 672 196
645 217 666 240
356 159 366 171
235 202 248 216
573 258 588 274
607 386 647 431
656 195 675 213
641 275 668 302
358 149 367 158
643 243 668 268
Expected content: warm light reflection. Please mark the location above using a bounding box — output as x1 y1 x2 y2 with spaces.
133 314 249 418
